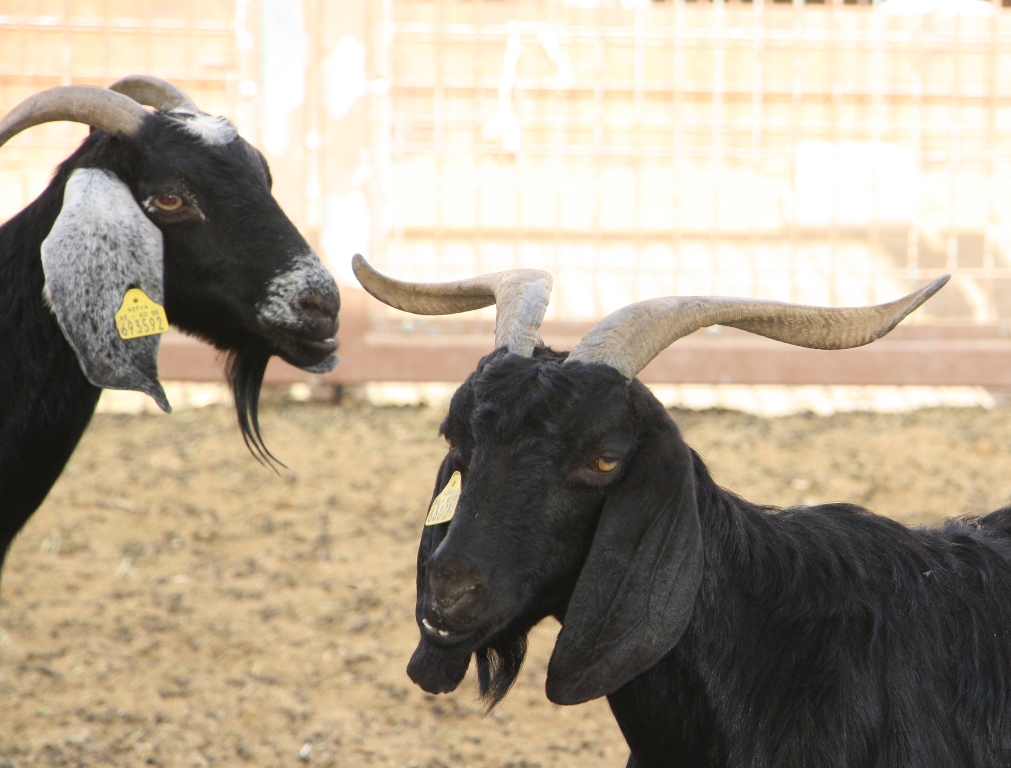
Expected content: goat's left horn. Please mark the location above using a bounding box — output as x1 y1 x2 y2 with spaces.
0 85 149 150
352 254 552 357
108 75 199 113
565 275 950 379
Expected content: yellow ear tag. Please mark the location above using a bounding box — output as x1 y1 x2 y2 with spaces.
115 288 169 340
425 471 462 527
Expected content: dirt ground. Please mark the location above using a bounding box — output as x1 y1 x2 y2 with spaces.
3 395 1011 767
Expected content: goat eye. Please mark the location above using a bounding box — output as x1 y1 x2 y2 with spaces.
593 457 620 472
445 436 454 449
152 194 184 211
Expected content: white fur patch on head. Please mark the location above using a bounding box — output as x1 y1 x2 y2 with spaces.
169 110 238 146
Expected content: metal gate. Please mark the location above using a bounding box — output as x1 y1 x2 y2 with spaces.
4 0 1011 384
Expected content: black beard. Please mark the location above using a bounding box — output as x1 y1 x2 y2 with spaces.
225 343 277 468
476 633 528 710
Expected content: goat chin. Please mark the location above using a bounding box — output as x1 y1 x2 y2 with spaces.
407 631 529 710
407 639 472 694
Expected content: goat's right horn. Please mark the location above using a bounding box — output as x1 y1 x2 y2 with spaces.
351 254 553 357
566 275 950 380
108 75 199 113
0 85 150 150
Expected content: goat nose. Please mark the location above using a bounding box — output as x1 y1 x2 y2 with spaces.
427 565 487 625
298 289 340 323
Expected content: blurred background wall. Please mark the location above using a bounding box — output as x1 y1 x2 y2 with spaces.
4 0 1011 385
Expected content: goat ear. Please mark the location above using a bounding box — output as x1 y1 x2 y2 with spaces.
545 414 703 705
41 168 170 412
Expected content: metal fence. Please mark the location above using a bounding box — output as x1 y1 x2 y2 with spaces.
4 0 1011 385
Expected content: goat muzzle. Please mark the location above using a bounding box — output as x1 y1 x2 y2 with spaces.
423 562 489 643
255 253 341 370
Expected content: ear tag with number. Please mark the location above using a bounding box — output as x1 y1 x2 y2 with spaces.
115 288 169 340
425 471 462 527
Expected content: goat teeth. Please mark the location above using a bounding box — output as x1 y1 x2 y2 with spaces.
422 618 452 638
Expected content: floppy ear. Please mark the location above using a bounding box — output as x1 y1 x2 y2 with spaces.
41 167 170 412
546 414 704 705
406 456 472 693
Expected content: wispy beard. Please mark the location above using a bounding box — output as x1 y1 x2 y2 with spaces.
225 343 278 468
476 633 528 710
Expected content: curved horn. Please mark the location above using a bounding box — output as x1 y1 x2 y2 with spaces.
0 85 149 150
109 75 199 113
352 254 553 357
566 275 950 379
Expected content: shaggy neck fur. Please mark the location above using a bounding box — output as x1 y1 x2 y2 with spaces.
608 440 1011 768
0 171 100 572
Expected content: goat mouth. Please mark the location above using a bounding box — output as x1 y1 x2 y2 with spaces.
419 617 482 649
259 323 339 371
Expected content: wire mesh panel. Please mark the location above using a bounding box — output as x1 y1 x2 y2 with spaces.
4 0 1011 384
374 0 1011 332
0 0 250 222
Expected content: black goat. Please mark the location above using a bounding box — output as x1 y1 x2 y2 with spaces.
0 77 340 573
351 257 1009 768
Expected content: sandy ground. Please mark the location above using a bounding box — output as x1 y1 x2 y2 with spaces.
3 396 1011 767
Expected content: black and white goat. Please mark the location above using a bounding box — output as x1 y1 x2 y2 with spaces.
349 256 1009 768
0 77 340 572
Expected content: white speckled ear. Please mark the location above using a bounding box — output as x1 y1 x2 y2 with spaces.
41 168 171 412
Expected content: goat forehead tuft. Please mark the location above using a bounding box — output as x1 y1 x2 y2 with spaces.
475 355 621 409
466 362 638 454
469 361 589 435
167 110 238 146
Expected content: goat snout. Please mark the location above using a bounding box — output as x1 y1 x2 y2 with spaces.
291 285 340 339
298 290 340 325
425 563 488 631
258 252 339 336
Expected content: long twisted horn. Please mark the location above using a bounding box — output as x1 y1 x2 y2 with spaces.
108 75 199 113
0 85 150 151
566 275 950 380
352 254 552 357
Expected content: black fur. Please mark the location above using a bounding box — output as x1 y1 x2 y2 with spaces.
225 344 277 467
0 111 338 572
476 636 528 709
407 347 1011 767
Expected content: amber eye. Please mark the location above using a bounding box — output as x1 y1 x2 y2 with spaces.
152 194 184 211
593 457 619 472
445 436 454 448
